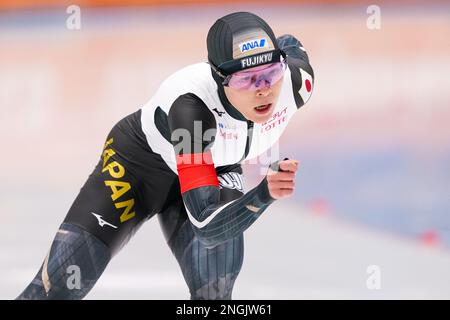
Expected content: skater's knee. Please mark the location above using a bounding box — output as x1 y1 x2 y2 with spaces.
17 223 111 300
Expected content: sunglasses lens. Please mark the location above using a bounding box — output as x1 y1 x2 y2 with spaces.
227 62 286 90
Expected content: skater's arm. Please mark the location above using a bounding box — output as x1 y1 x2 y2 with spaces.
168 94 275 248
181 163 275 248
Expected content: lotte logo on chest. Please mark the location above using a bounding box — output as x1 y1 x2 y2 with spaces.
260 106 288 133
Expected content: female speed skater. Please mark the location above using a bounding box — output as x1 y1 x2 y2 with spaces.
17 11 314 300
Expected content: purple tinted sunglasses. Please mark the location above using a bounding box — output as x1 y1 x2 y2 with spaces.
223 60 287 90
209 49 287 91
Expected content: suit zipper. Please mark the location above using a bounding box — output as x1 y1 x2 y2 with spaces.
240 120 254 162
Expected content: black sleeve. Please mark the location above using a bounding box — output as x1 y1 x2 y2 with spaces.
182 171 274 249
168 93 217 155
277 34 315 109
168 93 275 248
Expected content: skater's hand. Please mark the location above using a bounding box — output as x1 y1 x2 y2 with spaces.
266 159 299 200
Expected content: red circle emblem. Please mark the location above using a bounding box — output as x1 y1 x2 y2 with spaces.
305 79 312 93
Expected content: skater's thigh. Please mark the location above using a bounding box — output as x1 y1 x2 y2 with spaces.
64 153 149 256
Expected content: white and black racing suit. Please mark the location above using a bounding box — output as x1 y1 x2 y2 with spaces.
17 34 314 300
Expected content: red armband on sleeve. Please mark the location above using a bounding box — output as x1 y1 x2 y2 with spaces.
176 151 219 194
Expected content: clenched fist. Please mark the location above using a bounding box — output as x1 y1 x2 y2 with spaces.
266 159 299 200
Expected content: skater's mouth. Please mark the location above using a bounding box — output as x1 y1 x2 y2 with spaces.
254 103 273 115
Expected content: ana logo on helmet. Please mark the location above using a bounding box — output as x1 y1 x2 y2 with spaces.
239 38 267 53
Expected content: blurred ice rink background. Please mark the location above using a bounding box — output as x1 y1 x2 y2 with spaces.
1 0 449 299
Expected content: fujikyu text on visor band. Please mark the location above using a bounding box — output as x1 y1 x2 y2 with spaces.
209 48 285 78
